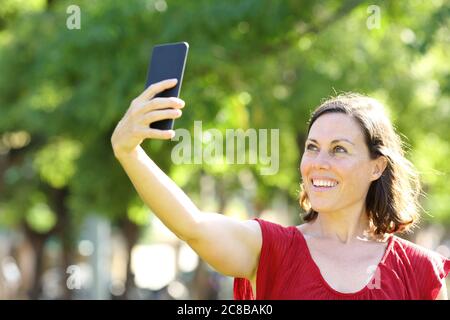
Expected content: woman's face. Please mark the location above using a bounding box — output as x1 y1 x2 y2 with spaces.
300 112 383 214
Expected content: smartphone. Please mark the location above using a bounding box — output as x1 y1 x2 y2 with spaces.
144 42 189 130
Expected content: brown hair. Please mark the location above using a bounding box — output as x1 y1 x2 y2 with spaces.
299 93 422 236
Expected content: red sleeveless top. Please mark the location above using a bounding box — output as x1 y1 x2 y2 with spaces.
234 219 450 300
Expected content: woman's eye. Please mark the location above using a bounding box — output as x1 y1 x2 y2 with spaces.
306 144 318 151
334 146 347 153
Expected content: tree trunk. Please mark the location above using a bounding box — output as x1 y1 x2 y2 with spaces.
22 223 48 300
190 173 224 299
117 218 140 299
50 186 73 300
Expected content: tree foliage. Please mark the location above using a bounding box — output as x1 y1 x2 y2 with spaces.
0 0 448 297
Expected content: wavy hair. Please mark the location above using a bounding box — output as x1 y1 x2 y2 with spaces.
299 93 422 236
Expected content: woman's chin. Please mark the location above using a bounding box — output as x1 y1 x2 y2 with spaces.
310 203 336 213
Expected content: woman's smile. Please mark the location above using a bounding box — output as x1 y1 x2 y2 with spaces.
310 177 339 192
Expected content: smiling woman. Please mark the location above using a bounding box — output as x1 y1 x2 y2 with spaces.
300 93 420 237
234 93 450 300
112 80 449 301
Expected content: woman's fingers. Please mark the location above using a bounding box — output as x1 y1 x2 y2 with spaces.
117 78 186 145
128 79 185 116
140 108 182 126
138 78 178 101
139 97 185 114
138 128 176 140
127 97 184 118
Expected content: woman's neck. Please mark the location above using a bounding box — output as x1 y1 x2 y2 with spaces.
309 207 373 244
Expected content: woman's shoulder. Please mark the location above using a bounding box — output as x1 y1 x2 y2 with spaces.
391 235 443 259
390 235 449 271
390 234 450 299
251 218 304 252
252 218 300 235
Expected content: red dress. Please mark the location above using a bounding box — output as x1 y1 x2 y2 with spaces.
234 218 450 300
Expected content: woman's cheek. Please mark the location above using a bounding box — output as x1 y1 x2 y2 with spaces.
300 156 311 178
336 159 369 189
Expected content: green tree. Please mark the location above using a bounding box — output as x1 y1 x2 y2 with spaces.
0 0 448 299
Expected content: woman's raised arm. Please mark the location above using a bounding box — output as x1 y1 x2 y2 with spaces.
111 79 262 279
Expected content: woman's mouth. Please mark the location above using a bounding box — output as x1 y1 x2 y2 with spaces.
311 178 339 191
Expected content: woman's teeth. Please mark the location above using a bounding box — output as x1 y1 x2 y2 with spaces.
312 179 338 187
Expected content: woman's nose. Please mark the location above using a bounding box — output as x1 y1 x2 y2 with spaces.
312 151 331 170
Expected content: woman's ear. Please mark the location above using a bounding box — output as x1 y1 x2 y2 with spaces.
371 156 388 181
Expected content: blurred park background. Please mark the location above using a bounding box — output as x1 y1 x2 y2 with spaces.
0 0 449 299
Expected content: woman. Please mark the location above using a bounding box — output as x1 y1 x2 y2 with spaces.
111 79 449 300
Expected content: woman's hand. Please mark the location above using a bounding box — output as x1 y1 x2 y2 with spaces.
111 78 185 157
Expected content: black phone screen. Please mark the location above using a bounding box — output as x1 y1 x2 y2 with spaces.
145 42 189 130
